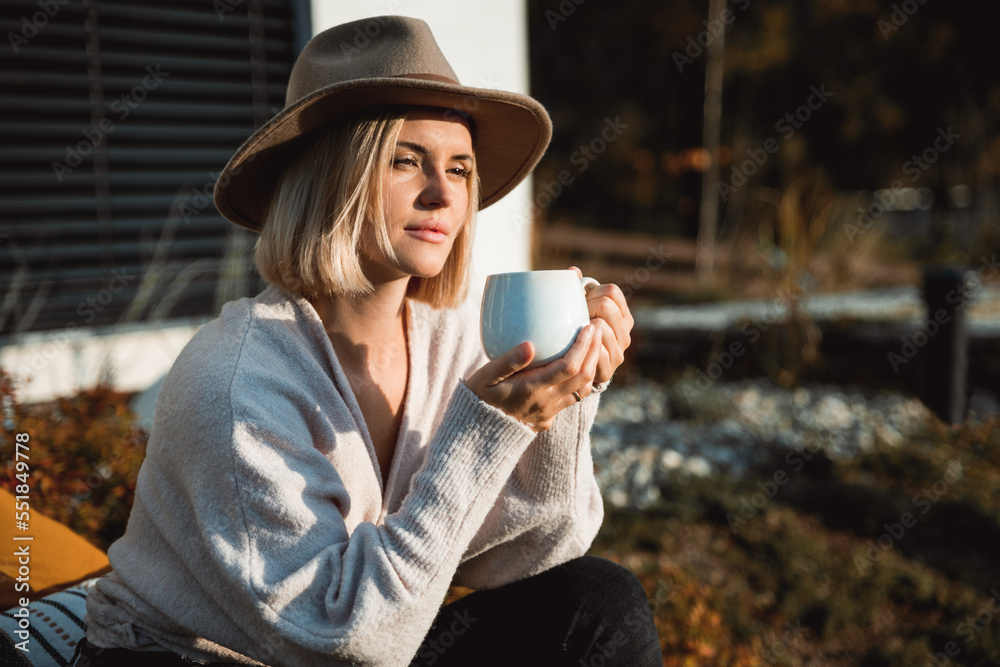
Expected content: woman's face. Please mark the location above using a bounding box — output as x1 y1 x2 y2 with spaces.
361 108 474 284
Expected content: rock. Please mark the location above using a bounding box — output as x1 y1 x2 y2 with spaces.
589 376 953 507
684 456 713 477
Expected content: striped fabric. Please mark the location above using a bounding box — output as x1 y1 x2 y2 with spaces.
1 578 97 667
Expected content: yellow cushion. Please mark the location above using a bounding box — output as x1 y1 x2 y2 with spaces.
0 488 109 608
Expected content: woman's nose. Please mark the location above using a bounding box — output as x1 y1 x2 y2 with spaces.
418 168 454 209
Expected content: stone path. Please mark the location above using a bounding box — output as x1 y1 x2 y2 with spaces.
590 375 998 509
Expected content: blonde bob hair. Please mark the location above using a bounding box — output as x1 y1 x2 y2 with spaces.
254 108 479 309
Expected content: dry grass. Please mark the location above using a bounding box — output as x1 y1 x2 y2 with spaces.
591 413 1000 666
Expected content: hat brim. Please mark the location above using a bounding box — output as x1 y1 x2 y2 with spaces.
213 77 552 231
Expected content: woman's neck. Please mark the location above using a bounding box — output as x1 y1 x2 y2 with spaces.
309 278 410 354
311 279 411 484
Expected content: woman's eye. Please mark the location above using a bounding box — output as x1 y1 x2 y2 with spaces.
394 156 418 167
450 167 471 179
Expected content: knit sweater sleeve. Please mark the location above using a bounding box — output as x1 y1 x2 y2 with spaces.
452 384 606 589
440 298 606 589
86 296 538 667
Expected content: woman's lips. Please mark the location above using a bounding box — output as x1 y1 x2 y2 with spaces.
405 228 448 243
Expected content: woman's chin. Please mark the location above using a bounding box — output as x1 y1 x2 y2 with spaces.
407 264 446 280
398 255 450 280
363 254 448 284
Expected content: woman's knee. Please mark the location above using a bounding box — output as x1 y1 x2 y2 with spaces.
557 556 661 666
558 556 650 610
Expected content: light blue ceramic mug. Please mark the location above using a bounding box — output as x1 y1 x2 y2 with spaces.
480 270 600 369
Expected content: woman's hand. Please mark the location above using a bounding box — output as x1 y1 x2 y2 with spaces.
465 324 603 432
573 267 633 384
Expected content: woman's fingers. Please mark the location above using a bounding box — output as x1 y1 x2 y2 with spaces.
522 324 595 386
571 270 634 366
582 282 634 384
586 284 632 350
464 342 535 407
467 321 610 431
525 329 602 430
553 321 603 402
482 342 535 387
590 319 615 384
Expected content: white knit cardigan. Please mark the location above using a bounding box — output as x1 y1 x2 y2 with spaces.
85 285 605 666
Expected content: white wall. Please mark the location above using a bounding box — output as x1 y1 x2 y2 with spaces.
0 320 207 409
310 1 536 302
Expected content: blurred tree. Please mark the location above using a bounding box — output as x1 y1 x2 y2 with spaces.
528 0 998 247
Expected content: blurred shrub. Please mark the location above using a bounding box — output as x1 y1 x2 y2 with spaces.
1 368 147 552
592 411 1000 664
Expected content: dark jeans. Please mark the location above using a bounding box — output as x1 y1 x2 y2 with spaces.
411 555 662 667
74 556 660 667
71 640 239 666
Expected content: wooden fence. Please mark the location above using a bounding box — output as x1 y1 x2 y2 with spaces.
533 224 720 299
533 223 921 301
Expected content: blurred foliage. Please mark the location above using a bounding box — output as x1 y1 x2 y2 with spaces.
0 368 147 552
591 411 1000 664
528 0 999 257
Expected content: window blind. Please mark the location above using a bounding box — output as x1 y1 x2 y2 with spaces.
0 0 303 337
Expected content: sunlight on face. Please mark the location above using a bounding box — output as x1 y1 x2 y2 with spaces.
362 108 474 284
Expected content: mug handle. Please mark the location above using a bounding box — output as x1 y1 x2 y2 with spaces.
581 276 600 292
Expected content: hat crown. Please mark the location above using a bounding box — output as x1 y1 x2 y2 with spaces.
286 16 460 107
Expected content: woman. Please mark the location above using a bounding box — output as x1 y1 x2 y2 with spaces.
77 16 659 667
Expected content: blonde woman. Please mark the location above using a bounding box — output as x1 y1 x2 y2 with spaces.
78 16 659 667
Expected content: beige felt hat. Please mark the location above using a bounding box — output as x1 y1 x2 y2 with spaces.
213 15 553 231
